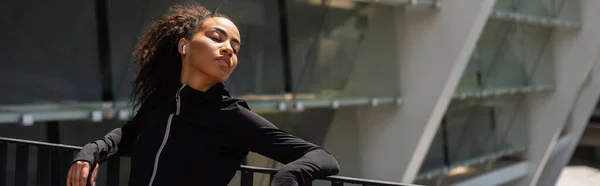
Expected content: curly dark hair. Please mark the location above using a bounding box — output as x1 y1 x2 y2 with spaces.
131 3 227 108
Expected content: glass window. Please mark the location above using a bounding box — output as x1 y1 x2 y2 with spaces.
457 21 555 94
285 1 400 102
0 0 102 104
109 0 286 100
494 0 581 22
419 95 528 177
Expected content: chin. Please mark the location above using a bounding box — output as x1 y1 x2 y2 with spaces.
216 77 228 83
206 67 232 83
211 74 229 83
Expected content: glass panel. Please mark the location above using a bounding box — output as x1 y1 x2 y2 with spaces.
419 129 447 174
456 20 554 94
494 0 581 22
286 1 400 104
109 0 286 100
419 95 528 176
416 0 439 4
0 0 102 104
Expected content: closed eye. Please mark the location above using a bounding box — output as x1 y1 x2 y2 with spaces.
207 28 241 54
210 36 222 42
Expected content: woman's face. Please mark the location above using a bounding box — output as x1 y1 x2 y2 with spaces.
181 17 241 83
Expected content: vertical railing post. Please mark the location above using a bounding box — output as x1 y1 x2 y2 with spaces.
331 181 343 186
241 170 254 186
50 149 61 186
37 147 50 186
107 156 121 186
0 142 6 186
15 144 29 186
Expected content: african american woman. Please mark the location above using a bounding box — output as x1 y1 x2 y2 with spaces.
66 3 339 186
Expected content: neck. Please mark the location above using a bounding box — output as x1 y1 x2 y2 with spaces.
180 65 217 92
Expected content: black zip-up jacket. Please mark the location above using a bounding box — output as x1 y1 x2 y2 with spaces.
73 83 339 186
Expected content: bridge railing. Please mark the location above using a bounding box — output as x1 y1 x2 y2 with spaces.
0 137 418 186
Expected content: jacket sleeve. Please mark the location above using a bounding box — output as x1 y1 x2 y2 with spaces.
72 102 150 166
229 106 340 186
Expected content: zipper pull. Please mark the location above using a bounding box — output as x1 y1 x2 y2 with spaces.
175 84 186 115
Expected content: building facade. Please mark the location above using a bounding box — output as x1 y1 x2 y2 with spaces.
1 0 600 185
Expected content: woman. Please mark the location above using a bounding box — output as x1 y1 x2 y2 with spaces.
66 3 339 186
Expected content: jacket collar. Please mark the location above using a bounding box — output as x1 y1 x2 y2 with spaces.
180 82 230 103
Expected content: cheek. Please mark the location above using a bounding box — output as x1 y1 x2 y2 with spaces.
190 42 216 65
231 58 239 69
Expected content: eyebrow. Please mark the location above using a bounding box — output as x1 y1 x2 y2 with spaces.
212 27 241 46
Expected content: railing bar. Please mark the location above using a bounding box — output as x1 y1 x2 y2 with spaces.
15 144 29 186
36 147 50 186
321 176 420 186
107 157 121 186
238 165 415 185
0 142 6 186
0 137 81 150
0 138 418 186
239 165 277 173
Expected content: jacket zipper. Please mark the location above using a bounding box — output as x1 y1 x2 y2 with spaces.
148 84 187 186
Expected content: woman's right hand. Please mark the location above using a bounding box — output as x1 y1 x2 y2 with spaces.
66 161 99 186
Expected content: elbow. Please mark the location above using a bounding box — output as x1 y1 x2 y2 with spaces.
331 157 340 175
307 149 339 176
272 149 340 185
322 149 340 175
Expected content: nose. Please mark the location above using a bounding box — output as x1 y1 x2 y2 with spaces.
220 48 232 56
220 43 234 56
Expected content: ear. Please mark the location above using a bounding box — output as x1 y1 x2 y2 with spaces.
178 38 188 55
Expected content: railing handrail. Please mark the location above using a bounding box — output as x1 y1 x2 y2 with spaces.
239 165 420 186
0 137 82 150
0 136 417 186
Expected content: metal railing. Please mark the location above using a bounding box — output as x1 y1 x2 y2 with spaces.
0 137 417 186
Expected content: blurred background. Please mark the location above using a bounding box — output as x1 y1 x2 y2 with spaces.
1 0 600 185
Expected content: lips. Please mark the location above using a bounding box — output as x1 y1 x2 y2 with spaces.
215 56 231 68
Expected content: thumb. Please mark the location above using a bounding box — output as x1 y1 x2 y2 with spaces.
90 164 99 185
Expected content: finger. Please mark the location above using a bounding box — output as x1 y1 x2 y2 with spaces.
74 164 82 186
66 166 73 186
79 165 89 186
90 164 99 185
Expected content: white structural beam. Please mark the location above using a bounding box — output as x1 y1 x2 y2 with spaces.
395 1 496 182
536 55 600 186
323 0 496 183
516 1 600 185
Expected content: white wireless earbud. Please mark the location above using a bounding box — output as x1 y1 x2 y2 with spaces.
182 44 187 54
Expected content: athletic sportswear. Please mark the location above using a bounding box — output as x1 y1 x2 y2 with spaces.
72 83 339 186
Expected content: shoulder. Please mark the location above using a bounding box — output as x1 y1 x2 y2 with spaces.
219 96 251 112
218 97 255 122
218 97 277 129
